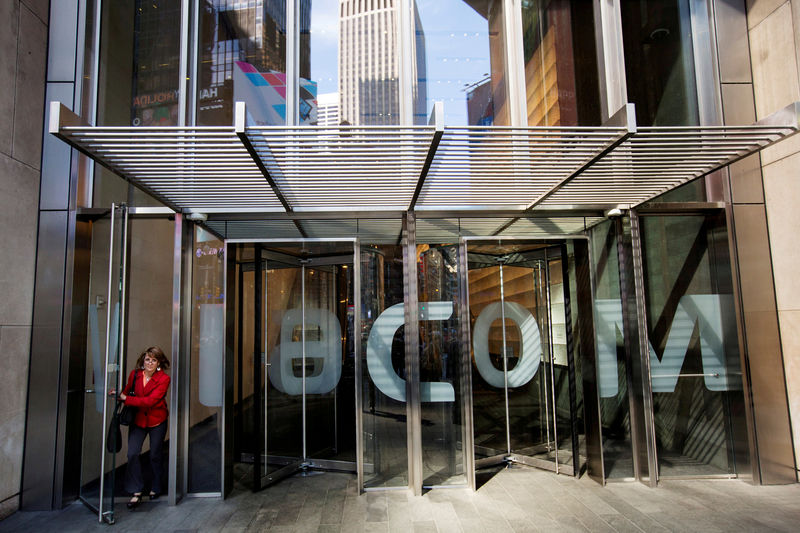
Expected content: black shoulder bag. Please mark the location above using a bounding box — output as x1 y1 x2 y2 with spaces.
118 370 137 426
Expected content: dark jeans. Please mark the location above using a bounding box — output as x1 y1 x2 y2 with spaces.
125 421 167 494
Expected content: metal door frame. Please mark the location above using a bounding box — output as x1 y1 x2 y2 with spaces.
223 238 361 492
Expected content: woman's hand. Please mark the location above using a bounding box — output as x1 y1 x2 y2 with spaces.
108 389 127 401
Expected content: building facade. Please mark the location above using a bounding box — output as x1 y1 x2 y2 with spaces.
2 0 800 525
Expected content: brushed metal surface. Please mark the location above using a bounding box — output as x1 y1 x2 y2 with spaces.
22 211 69 510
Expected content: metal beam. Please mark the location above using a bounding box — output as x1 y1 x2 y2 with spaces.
408 101 444 210
234 102 293 213
492 104 637 235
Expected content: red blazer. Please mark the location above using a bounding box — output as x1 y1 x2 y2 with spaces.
121 369 170 428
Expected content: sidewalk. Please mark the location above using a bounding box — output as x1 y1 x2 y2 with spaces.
2 466 799 532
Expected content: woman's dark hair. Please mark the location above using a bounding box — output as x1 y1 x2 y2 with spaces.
135 346 170 370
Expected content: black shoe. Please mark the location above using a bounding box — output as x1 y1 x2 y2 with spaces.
127 493 142 510
149 491 160 501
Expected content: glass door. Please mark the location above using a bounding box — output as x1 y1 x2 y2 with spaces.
237 241 356 490
466 242 579 479
79 203 128 524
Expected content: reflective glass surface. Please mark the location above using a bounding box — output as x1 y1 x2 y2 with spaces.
94 0 179 206
621 0 699 127
590 220 634 479
361 245 408 487
197 0 287 126
414 0 508 125
640 214 747 478
188 227 224 493
418 245 466 487
522 0 601 126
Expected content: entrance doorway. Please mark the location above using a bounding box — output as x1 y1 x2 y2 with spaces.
465 241 583 477
229 240 358 491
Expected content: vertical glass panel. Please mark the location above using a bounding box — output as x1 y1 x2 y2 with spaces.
621 0 698 127
641 214 746 477
263 253 304 474
304 262 357 463
504 260 556 463
94 1 181 206
188 227 224 493
414 0 508 126
418 245 466 487
360 244 408 487
522 0 601 126
197 0 287 126
468 261 509 458
79 205 124 522
590 220 634 479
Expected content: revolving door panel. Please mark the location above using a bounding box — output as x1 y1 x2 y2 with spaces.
467 243 579 477
233 241 357 491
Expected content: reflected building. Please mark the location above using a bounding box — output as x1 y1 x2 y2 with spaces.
339 0 426 125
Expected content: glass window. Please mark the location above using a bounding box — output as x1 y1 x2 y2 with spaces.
188 227 225 493
418 244 466 487
305 0 400 125
640 214 747 478
361 244 408 488
197 0 287 126
522 0 601 126
621 0 699 127
414 0 508 126
94 0 181 206
590 220 634 479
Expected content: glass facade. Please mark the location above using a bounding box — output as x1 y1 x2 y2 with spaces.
522 0 601 126
44 1 778 514
640 214 746 478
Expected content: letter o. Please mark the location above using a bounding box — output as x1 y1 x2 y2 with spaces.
473 301 542 388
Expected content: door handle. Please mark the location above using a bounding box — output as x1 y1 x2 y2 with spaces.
85 389 96 393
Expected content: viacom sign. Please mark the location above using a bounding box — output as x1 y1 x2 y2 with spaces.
261 294 739 402
88 294 739 411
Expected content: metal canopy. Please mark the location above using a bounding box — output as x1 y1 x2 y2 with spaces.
50 101 799 218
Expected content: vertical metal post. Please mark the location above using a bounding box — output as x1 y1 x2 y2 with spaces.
354 241 364 492
268 259 272 468
253 245 263 489
458 239 476 490
628 210 658 487
118 206 129 392
499 260 511 455
560 243 580 477
544 249 559 473
403 212 422 495
301 261 307 461
169 214 190 505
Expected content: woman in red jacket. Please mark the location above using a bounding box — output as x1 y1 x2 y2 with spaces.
116 346 170 509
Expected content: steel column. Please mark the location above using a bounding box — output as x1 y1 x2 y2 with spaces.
626 211 658 486
403 212 422 495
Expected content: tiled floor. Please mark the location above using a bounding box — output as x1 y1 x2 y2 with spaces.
3 466 800 532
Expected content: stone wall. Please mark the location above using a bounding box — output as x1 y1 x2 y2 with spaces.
747 0 800 477
0 0 48 520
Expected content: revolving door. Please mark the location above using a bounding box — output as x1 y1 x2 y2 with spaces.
465 240 583 477
228 240 358 491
